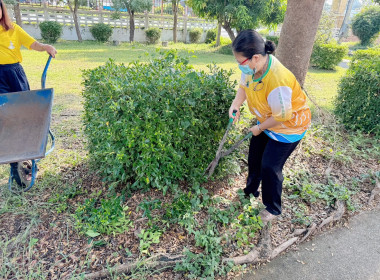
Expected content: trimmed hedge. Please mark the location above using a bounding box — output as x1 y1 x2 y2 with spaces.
145 27 161 44
334 48 380 135
189 28 203 43
39 21 62 44
212 37 232 47
90 23 113 43
311 43 348 70
82 51 237 193
217 44 232 55
205 28 217 44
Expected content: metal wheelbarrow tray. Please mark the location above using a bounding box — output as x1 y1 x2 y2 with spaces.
1 56 55 191
0 88 54 164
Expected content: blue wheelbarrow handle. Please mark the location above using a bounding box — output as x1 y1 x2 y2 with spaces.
40 55 55 158
41 56 52 89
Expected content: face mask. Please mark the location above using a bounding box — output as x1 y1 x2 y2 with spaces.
239 64 256 76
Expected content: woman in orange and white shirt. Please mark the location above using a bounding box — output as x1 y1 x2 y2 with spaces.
229 30 311 223
0 0 57 185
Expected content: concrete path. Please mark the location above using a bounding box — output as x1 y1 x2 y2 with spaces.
339 59 350 69
241 208 380 280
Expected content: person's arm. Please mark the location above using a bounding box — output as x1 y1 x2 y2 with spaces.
249 116 282 136
249 86 293 136
229 64 249 124
229 87 246 122
30 41 57 58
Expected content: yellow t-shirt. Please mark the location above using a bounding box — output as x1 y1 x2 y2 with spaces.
0 23 36 64
239 55 311 142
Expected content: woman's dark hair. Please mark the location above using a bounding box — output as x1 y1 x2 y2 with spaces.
0 0 13 31
232 29 275 58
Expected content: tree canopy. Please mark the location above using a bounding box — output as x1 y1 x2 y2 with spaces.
113 0 152 14
112 0 152 42
187 0 287 40
352 5 380 45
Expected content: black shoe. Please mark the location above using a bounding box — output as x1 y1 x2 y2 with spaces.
243 188 259 198
10 162 24 187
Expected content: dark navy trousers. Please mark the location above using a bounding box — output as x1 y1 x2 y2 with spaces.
245 132 300 215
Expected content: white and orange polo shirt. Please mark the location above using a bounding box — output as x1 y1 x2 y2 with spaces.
239 55 311 143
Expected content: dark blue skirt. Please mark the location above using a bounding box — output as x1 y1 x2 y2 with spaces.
0 63 30 94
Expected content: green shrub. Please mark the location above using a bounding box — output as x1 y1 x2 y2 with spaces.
212 36 232 47
352 47 380 61
39 21 62 44
352 6 380 46
82 51 236 193
216 44 232 55
334 48 380 135
205 28 217 44
310 43 348 70
145 27 161 44
189 28 203 43
265 35 279 46
90 23 113 43
258 28 269 36
74 196 132 236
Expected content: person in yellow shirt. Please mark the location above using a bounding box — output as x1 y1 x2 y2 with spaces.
0 0 57 186
229 30 311 223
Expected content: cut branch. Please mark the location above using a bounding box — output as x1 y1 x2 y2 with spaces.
83 254 183 280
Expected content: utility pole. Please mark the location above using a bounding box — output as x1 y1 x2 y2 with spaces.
338 0 354 42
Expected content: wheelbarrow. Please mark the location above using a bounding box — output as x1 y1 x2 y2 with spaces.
0 56 55 191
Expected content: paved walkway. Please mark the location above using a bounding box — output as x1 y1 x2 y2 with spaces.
339 59 350 69
241 207 380 280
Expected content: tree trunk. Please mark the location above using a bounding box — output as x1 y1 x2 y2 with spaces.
68 0 83 42
172 1 178 43
276 0 325 86
222 22 235 41
216 21 222 47
129 11 135 42
338 0 354 42
13 1 22 27
73 8 82 42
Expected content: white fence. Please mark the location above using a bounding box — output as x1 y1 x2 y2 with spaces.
9 6 217 42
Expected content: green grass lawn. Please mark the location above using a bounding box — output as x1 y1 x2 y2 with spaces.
304 66 347 111
21 41 240 95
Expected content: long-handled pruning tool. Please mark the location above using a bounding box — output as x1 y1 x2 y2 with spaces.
204 110 253 178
